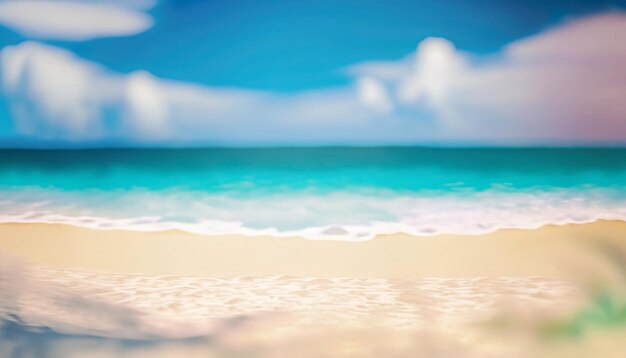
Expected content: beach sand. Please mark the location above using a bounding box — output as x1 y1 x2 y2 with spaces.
0 220 625 280
2 221 626 357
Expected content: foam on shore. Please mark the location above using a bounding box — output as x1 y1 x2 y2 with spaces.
2 186 626 240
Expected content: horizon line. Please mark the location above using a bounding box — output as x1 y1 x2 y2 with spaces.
2 144 626 151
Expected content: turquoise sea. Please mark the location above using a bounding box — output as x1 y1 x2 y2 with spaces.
1 147 625 239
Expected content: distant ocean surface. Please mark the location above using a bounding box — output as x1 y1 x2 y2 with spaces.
1 147 625 240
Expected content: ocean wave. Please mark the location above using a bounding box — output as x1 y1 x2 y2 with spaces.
1 186 625 240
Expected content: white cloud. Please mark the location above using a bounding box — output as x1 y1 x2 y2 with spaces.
0 42 397 143
78 0 158 11
1 12 626 145
505 13 626 62
397 38 466 108
354 13 626 143
452 13 626 142
0 41 121 139
0 42 179 142
123 71 169 139
357 77 393 114
0 0 154 41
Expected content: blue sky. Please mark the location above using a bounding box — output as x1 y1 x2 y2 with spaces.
7 0 621 90
1 0 626 146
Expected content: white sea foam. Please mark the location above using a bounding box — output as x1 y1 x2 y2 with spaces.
0 186 625 240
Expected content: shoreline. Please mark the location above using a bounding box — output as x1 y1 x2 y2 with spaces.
1 220 626 281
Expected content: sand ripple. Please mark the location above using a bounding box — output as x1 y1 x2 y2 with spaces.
0 259 585 341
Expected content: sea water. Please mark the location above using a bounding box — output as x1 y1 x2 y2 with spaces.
1 147 625 240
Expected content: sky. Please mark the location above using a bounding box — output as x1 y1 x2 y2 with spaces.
0 0 626 147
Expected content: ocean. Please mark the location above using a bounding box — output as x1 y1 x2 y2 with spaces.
1 147 625 240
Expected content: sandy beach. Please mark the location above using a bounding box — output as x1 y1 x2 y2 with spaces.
1 220 625 281
2 220 626 357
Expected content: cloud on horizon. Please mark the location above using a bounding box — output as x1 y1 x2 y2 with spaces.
1 12 626 145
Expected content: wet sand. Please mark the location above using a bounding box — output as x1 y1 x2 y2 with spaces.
0 220 625 281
